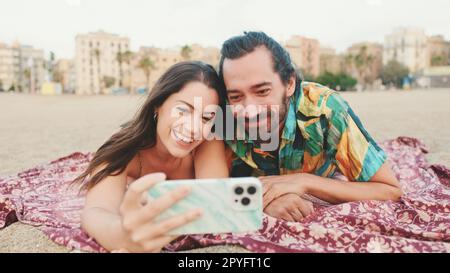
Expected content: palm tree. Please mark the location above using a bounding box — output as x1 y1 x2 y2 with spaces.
344 46 374 90
137 55 156 92
431 54 447 66
117 50 134 92
353 46 374 90
92 48 102 94
23 68 31 93
116 51 125 87
102 76 116 89
181 45 192 61
343 54 354 75
53 70 65 93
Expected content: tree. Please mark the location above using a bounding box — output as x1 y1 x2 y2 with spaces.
354 46 374 89
299 69 315 82
92 48 103 94
380 60 410 89
431 54 447 66
116 50 133 90
315 72 357 91
137 55 156 91
53 69 65 92
102 76 116 89
181 45 192 61
46 51 56 81
345 46 374 90
23 68 31 93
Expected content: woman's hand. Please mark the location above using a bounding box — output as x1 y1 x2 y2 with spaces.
117 172 202 252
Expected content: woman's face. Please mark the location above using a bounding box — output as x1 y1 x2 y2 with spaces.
155 81 220 158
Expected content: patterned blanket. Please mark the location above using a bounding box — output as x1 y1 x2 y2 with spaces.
1 137 449 252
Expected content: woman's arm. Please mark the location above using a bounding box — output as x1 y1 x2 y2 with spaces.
81 161 201 252
81 164 132 251
194 140 229 178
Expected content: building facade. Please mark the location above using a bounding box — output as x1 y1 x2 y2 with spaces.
285 35 320 77
54 59 76 93
130 44 220 93
319 46 344 75
427 35 450 67
0 41 44 93
346 42 383 85
383 27 428 74
75 31 130 95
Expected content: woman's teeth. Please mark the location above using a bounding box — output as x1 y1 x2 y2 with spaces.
173 130 194 144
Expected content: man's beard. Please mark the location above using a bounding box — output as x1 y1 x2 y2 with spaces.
247 93 290 143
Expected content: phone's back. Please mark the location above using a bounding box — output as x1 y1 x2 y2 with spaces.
148 177 263 235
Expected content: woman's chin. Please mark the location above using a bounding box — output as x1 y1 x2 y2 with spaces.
167 144 195 158
168 139 205 157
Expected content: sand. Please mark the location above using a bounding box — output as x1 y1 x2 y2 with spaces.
0 88 449 253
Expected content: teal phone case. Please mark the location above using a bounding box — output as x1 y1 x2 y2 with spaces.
147 177 263 235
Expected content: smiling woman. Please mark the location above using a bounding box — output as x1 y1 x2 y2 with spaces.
71 61 230 252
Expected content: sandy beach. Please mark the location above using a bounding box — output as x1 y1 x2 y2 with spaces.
1 89 449 252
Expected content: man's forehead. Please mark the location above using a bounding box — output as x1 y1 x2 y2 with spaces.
222 47 274 74
222 49 276 90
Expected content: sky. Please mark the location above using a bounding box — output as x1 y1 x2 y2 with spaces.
1 0 449 59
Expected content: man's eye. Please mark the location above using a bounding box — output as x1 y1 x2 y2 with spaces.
228 95 242 101
257 89 270 95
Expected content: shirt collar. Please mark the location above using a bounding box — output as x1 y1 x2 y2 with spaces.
281 81 303 142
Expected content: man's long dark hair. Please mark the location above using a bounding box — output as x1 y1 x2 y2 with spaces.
72 61 226 190
218 31 302 92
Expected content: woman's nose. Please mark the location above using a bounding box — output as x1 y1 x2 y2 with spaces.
185 116 202 140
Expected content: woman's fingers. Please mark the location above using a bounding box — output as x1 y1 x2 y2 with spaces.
141 235 179 253
121 173 166 212
111 248 131 253
131 209 202 243
138 185 192 221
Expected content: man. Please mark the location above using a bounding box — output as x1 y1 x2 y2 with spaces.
219 31 402 222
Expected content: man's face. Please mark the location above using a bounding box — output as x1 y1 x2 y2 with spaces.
222 46 295 139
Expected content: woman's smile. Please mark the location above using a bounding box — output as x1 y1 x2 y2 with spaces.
171 127 198 148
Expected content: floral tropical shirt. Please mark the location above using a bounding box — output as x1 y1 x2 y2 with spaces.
226 81 387 182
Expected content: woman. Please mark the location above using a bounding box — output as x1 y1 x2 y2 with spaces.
73 61 229 252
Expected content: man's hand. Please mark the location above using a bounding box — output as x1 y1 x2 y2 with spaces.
260 174 308 206
264 193 314 222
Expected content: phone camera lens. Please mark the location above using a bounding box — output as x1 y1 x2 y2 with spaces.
241 197 251 206
234 187 244 195
247 186 257 195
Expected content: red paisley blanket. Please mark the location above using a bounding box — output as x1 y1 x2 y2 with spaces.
1 137 449 252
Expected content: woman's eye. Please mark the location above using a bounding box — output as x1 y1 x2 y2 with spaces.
176 107 189 115
202 115 214 123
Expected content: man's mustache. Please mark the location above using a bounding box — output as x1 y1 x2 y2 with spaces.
235 110 277 124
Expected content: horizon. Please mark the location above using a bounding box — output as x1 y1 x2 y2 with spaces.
1 0 450 59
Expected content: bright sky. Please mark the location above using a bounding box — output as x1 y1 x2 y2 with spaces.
1 0 449 58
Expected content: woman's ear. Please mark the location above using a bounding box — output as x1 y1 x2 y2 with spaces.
153 107 160 120
286 75 296 97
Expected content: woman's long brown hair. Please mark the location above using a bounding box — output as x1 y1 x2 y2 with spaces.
72 61 226 190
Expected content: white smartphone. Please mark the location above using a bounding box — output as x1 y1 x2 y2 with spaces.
147 177 263 235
